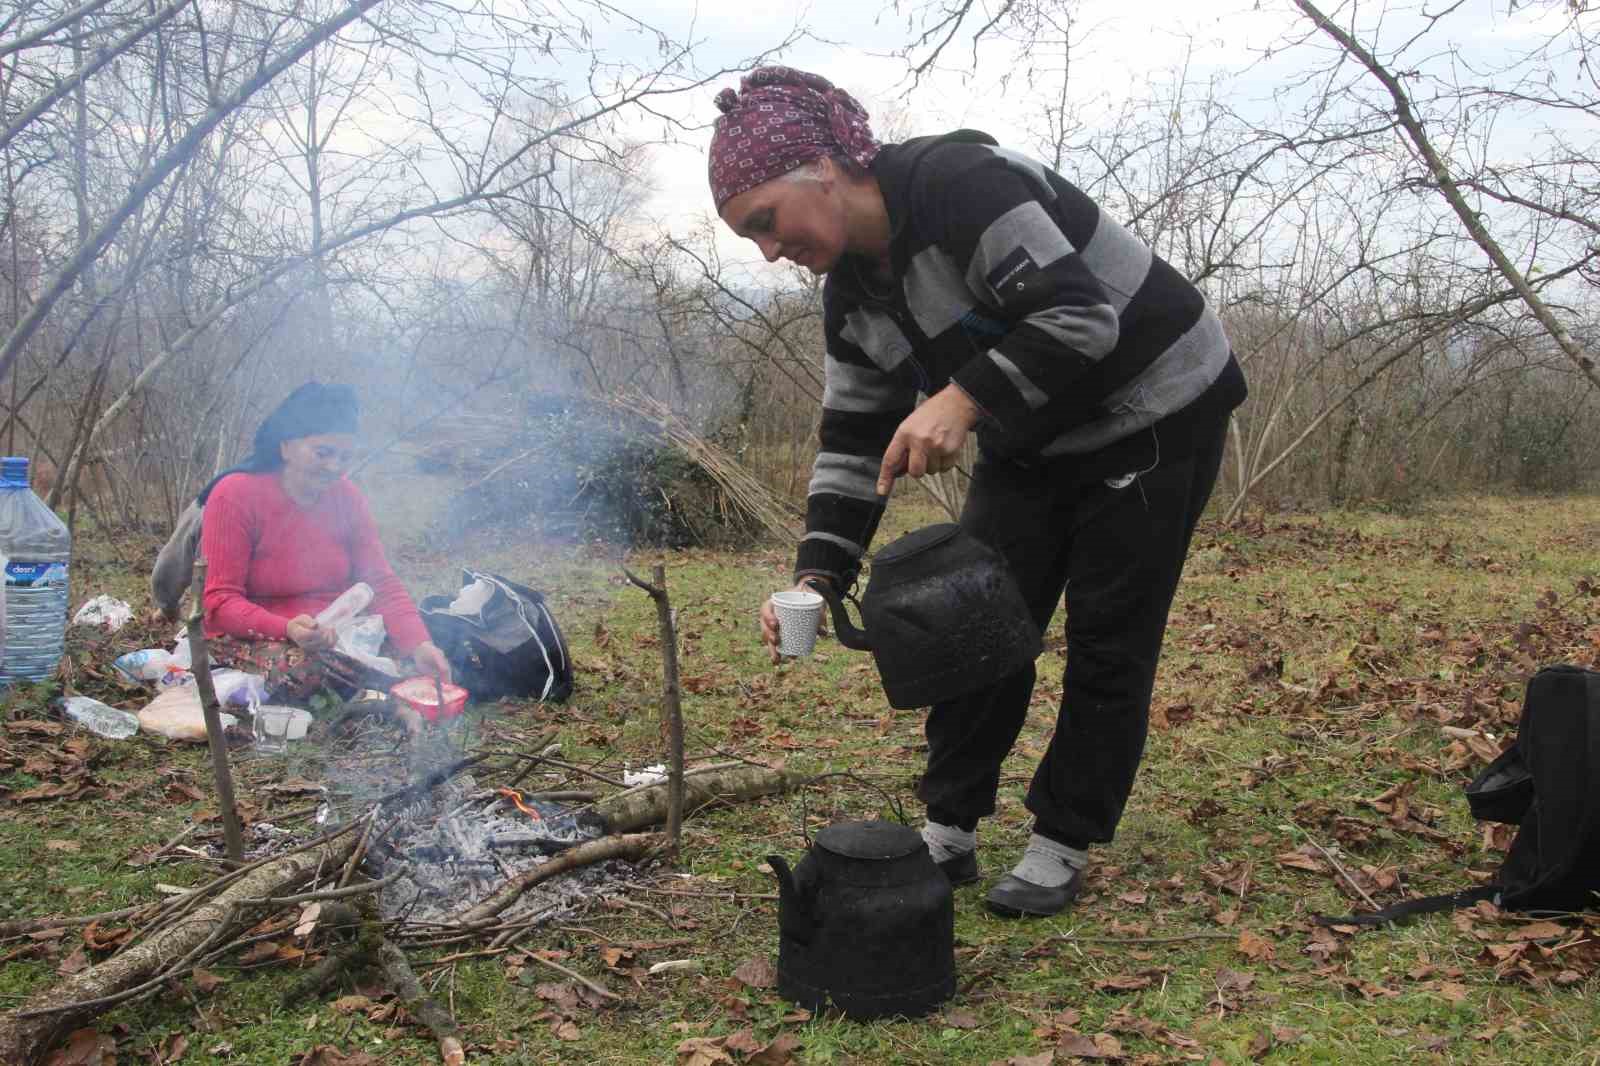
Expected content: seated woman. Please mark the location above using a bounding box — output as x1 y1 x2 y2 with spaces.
199 382 451 701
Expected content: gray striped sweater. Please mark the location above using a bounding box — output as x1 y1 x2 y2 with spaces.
797 130 1245 588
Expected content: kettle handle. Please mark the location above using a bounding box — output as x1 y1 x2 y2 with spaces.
813 583 872 653
767 854 820 944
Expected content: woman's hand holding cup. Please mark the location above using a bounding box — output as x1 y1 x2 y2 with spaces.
762 578 829 663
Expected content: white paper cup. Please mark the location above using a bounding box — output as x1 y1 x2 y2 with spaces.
770 589 825 658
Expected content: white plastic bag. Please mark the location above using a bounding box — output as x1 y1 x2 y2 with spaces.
73 594 133 631
211 668 268 710
316 583 373 628
333 614 399 678
137 682 237 742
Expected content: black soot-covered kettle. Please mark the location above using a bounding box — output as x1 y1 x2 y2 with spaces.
816 520 1042 710
767 820 955 1020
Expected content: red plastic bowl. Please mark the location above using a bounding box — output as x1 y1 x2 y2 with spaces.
390 677 468 722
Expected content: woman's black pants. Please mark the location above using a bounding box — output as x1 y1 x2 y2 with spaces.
918 418 1227 848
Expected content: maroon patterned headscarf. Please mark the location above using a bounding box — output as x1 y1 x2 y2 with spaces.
708 66 881 211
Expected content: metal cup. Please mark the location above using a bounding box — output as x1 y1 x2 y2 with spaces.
770 589 825 658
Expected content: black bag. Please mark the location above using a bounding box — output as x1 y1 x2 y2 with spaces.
1323 665 1600 925
420 570 573 704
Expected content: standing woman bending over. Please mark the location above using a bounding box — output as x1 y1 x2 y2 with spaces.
712 67 1246 917
199 382 451 701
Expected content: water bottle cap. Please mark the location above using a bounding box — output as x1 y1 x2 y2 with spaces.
0 457 28 488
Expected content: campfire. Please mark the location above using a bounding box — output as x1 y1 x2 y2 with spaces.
0 561 796 1066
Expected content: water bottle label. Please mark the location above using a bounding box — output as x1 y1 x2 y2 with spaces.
5 560 68 588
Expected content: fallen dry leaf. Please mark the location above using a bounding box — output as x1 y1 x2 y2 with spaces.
942 1008 982 1028
237 941 283 965
1506 921 1568 941
42 1029 116 1066
722 1030 764 1055
295 1047 382 1066
1094 974 1153 993
79 921 132 952
993 1055 1053 1066
732 956 777 989
44 839 81 853
191 968 227 993
157 1032 190 1062
1237 930 1275 962
747 1033 802 1066
1055 1032 1123 1060
295 903 323 939
677 1036 738 1065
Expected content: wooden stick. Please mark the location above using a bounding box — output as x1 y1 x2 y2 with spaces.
1049 932 1237 946
453 832 663 927
521 951 621 1002
0 902 164 939
0 835 357 1064
234 870 403 907
378 941 465 1066
1291 819 1381 911
186 560 244 863
622 564 686 855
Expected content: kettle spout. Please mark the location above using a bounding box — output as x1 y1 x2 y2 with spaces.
767 853 799 898
767 854 817 944
815 584 872 652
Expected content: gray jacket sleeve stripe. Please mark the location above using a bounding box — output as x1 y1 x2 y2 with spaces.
967 201 1076 301
807 451 882 500
824 353 917 413
800 530 865 558
1039 307 1231 456
904 246 973 339
988 352 1052 410
841 309 915 372
1077 212 1153 312
1021 302 1120 361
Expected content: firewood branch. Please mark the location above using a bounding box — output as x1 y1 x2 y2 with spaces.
621 563 686 854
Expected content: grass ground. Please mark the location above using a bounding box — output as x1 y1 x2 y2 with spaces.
1 492 1597 1065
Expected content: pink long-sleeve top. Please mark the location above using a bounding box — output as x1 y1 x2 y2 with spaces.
199 471 430 653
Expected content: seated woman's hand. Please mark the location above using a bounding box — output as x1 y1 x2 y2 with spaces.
286 614 336 652
410 641 453 685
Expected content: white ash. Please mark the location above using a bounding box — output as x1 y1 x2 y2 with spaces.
377 792 612 925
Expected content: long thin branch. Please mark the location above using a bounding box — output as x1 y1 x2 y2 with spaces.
0 0 192 155
0 0 383 384
1293 0 1599 392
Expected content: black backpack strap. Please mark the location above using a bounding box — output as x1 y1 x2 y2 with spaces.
1315 885 1499 928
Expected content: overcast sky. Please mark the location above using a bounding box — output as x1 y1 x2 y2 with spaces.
571 0 1576 281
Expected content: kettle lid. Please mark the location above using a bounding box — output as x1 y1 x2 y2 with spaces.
814 819 924 860
873 523 960 566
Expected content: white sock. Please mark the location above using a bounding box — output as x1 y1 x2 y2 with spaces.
1010 833 1088 888
921 820 976 864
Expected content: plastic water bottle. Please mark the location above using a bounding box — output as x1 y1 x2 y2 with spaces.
54 696 139 739
0 457 71 685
